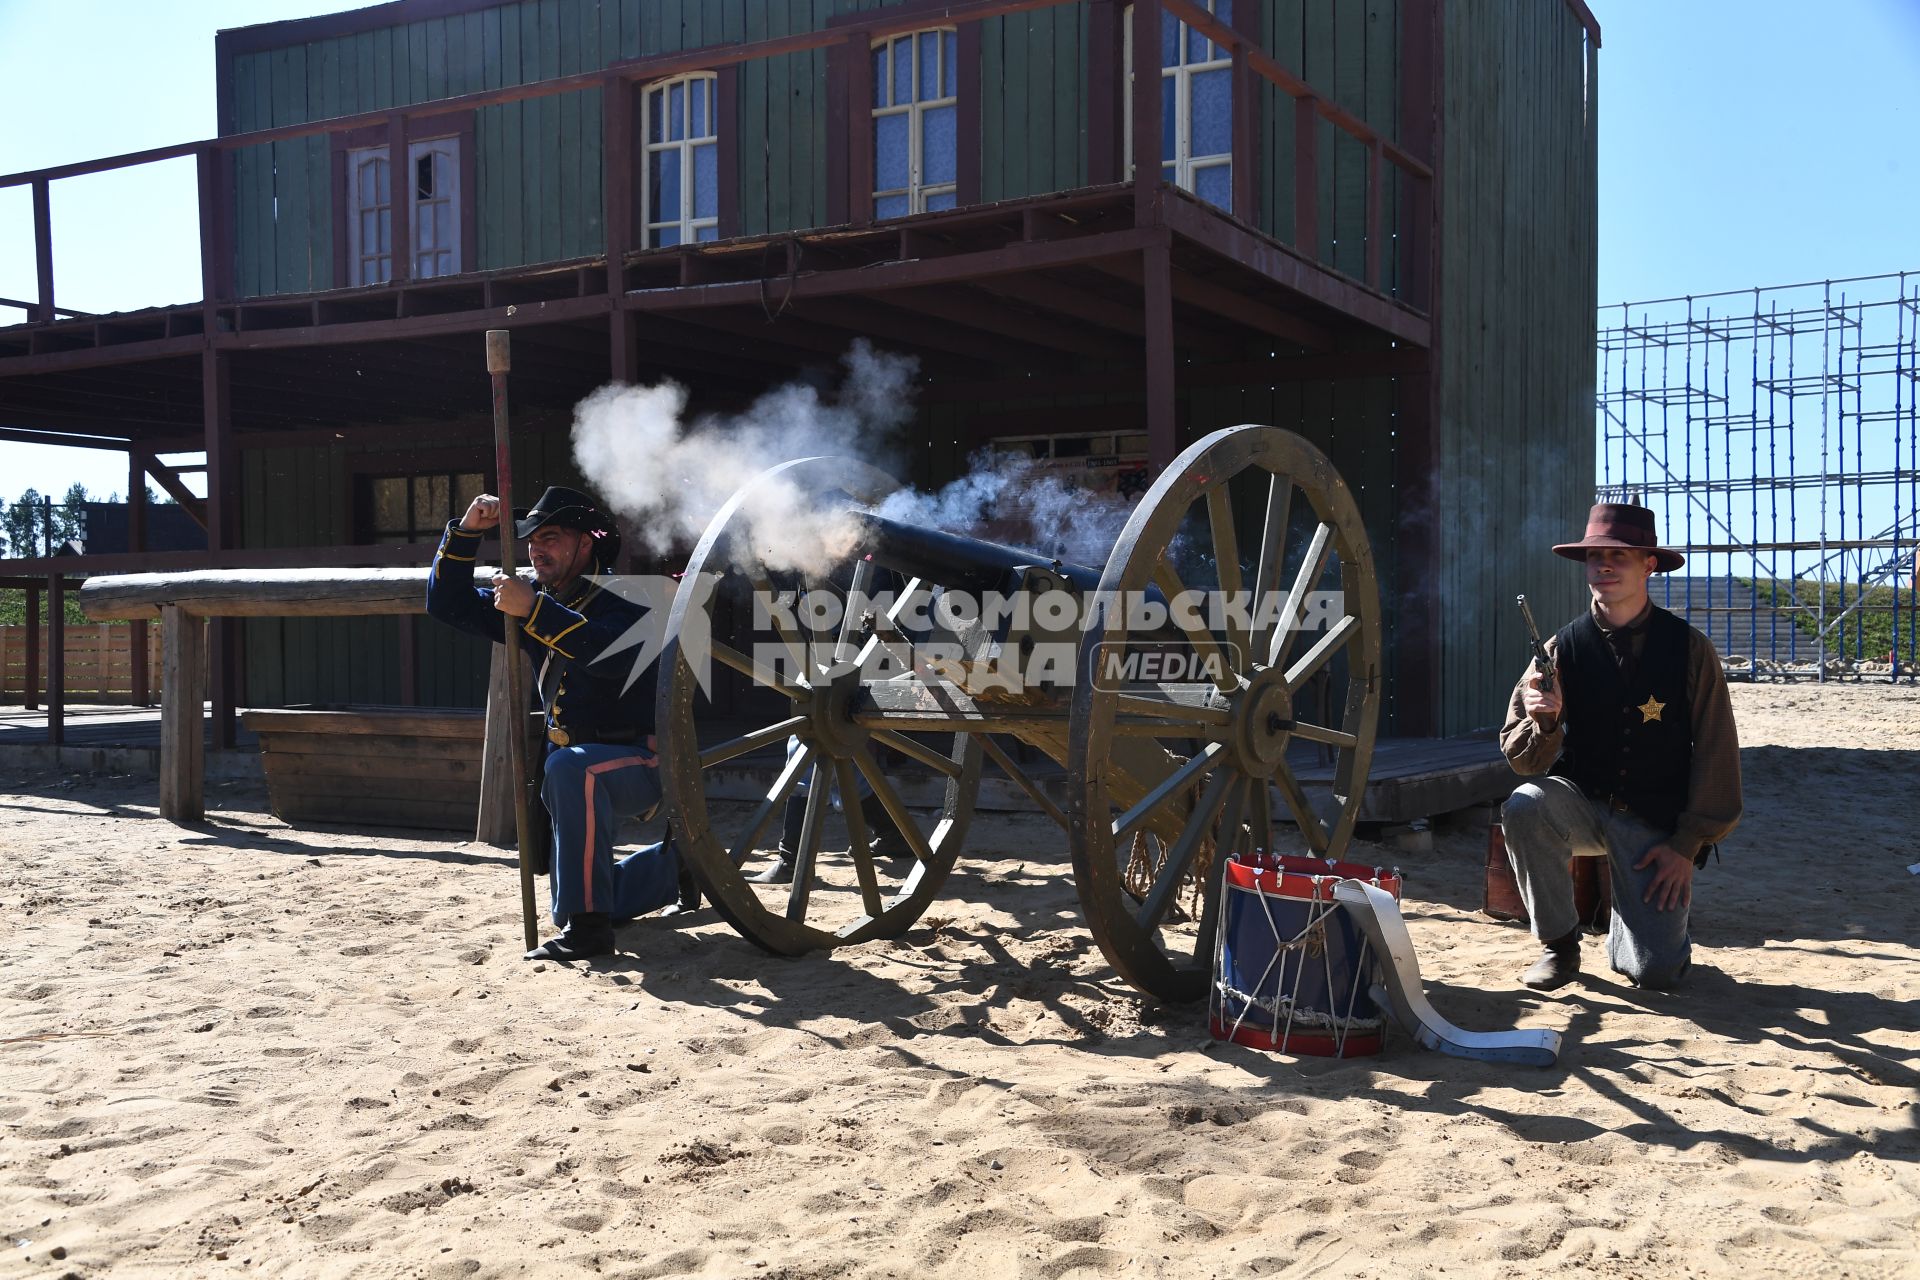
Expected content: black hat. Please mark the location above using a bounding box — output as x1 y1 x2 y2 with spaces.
513 485 622 568
513 485 615 538
1551 502 1684 573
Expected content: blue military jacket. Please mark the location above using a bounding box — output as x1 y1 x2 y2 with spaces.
425 519 655 751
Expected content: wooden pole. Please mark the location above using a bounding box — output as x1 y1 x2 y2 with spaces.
489 329 540 952
159 603 205 822
23 586 39 711
47 574 64 746
129 447 150 703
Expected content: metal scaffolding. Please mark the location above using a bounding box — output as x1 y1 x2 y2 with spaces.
1596 271 1918 681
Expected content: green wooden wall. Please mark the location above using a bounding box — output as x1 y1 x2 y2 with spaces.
1435 0 1597 733
1253 0 1404 293
226 0 1403 295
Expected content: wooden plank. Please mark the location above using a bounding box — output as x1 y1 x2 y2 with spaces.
539 0 563 262
558 0 581 261
1056 3 1083 189
1004 14 1031 197
158 605 204 823
788 0 816 228
767 13 793 231
244 706 483 739
979 17 1003 202
580 5 603 256
475 642 515 843
311 39 337 292
426 15 449 100
740 1 769 235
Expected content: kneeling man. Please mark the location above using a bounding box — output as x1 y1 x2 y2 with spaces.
1499 503 1742 991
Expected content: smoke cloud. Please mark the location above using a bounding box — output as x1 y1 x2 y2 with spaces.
571 340 919 574
874 448 1135 569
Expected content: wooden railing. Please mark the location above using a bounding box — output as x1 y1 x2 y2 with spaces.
0 0 1438 325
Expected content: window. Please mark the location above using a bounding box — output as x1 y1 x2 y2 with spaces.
872 28 958 218
1124 0 1233 212
361 471 486 544
345 136 463 285
643 73 720 246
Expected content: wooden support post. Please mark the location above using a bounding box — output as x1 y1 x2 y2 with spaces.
1293 96 1319 260
475 644 515 846
1230 46 1256 223
159 604 205 823
1399 0 1439 313
202 347 239 748
846 31 875 226
32 179 53 324
1143 239 1177 471
46 575 65 747
128 449 150 704
196 146 232 308
603 74 633 296
1130 0 1162 226
23 586 39 711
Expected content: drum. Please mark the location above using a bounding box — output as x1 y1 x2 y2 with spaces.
1210 851 1404 1058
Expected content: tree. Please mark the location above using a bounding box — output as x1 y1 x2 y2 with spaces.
58 482 90 550
2 489 44 558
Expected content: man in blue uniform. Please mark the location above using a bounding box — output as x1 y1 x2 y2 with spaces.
427 484 685 961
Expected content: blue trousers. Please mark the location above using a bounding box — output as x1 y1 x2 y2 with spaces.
1502 777 1692 989
540 744 676 926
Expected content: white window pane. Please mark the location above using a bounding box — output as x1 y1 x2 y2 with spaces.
691 78 707 138
1216 1 1233 28
872 45 888 108
1188 19 1211 64
360 209 378 251
944 31 957 97
417 203 432 246
1191 68 1231 156
376 156 389 205
648 88 664 143
439 250 454 275
693 143 718 219
925 190 956 212
892 36 912 104
650 150 681 222
921 104 957 187
875 193 909 219
1160 11 1179 67
696 224 718 242
376 255 391 282
1161 77 1177 161
655 223 682 247
435 201 452 251
874 113 909 192
670 81 684 141
378 212 391 254
918 31 939 103
1194 162 1232 211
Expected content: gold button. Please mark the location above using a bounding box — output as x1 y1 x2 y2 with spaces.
547 726 572 746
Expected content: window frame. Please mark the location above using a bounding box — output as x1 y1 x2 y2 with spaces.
330 113 476 289
639 71 722 248
869 27 960 219
352 460 490 546
1121 0 1235 210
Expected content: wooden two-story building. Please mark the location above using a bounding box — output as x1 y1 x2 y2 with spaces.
0 0 1600 741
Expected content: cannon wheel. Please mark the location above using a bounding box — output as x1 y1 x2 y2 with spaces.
657 457 982 955
1069 426 1382 1003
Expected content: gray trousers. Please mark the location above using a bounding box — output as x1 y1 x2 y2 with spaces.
1502 777 1692 989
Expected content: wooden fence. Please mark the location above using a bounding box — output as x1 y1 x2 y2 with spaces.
0 623 163 704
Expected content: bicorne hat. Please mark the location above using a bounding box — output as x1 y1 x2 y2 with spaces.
1552 503 1684 573
512 485 621 566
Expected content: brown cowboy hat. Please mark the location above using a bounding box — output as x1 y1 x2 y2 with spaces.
1552 502 1684 573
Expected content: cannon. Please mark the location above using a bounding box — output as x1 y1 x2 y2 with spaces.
655 425 1381 1003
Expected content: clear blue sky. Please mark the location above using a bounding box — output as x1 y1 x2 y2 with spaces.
0 0 1914 501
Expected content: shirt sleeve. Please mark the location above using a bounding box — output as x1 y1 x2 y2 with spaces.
1499 636 1564 775
521 591 639 667
424 519 505 644
1671 630 1743 861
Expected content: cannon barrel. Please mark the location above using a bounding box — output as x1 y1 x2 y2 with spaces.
843 505 1108 594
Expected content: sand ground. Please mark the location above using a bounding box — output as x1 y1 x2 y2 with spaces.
1 682 1916 1278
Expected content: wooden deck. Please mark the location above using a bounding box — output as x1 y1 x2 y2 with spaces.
0 706 1515 825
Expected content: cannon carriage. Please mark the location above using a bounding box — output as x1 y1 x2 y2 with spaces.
657 425 1382 1004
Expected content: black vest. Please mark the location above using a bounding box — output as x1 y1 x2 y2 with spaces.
1548 606 1693 833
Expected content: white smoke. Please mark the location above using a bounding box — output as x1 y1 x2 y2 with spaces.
874 448 1135 569
571 340 918 574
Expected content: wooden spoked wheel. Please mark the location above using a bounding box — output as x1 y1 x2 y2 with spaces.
656 457 982 955
1068 426 1382 1003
